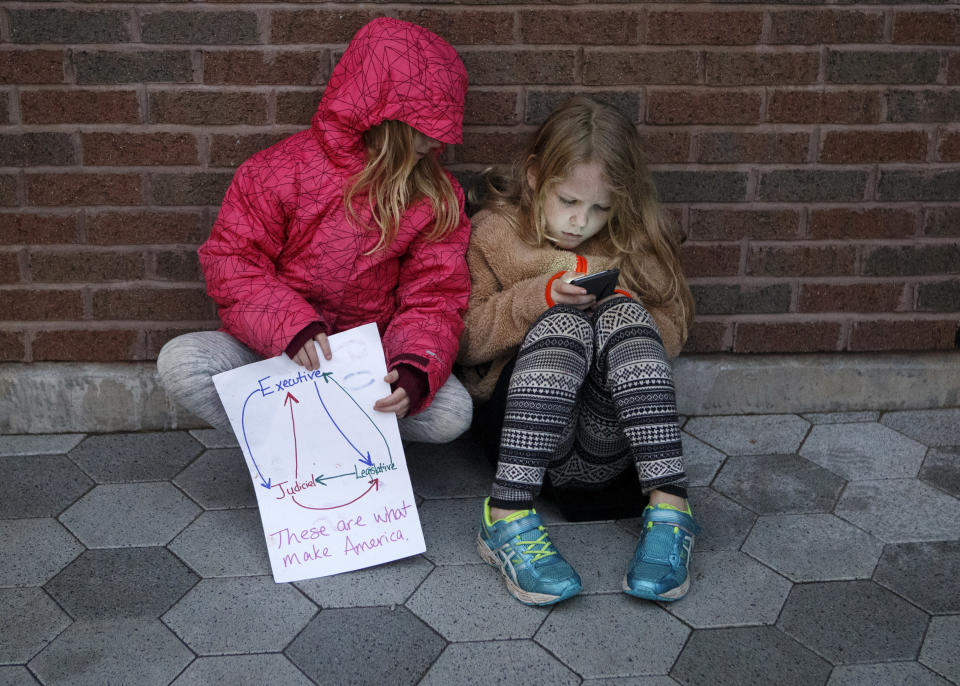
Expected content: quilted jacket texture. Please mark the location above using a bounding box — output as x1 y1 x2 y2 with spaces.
199 17 471 410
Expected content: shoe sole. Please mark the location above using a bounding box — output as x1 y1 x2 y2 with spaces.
621 574 690 602
476 533 579 607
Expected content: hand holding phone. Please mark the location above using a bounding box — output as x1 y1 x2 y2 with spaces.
570 268 620 300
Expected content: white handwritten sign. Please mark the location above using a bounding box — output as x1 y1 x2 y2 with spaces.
212 323 425 583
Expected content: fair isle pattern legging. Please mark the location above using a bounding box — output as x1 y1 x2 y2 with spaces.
490 297 688 509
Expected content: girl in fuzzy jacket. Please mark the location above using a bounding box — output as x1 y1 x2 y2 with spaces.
158 18 473 444
457 96 698 606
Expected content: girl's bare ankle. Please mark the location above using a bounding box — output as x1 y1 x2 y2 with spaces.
490 506 522 522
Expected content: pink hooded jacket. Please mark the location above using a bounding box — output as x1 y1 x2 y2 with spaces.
199 18 471 412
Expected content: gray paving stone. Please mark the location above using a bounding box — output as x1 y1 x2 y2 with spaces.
188 428 239 449
800 422 927 480
873 541 960 614
407 437 493 499
162 576 316 655
407 564 550 641
44 547 198 619
294 554 433 608
170 654 313 686
802 411 880 425
714 454 845 514
59 482 201 547
420 641 579 685
419 496 486 566
0 454 93 518
168 509 270 577
882 409 960 447
835 479 960 543
827 662 952 686
681 431 727 486
665 550 792 628
535 594 689 678
28 619 193 686
286 606 445 686
919 446 960 498
920 615 960 683
689 487 756 552
684 414 810 456
671 626 832 686
0 434 84 456
743 514 884 582
550 522 636 594
68 431 202 482
173 448 257 509
584 678 681 686
778 580 930 664
0 587 71 662
0 518 84 586
0 667 40 685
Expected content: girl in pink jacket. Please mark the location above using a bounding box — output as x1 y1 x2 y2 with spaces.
158 18 473 443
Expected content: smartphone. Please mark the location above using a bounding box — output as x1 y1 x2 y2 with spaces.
570 268 620 299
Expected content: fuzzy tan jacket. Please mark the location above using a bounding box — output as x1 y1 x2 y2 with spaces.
456 208 688 404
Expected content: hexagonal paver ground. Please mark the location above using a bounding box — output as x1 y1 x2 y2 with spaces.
0 518 84 586
406 437 493 499
919 446 960 498
68 431 202 482
684 414 809 456
28 619 193 686
671 626 832 686
881 409 960 447
873 541 960 615
286 606 445 686
418 497 486 566
170 654 313 686
0 587 71 663
536 594 689 679
172 448 257 509
713 454 845 514
167 509 270 577
826 662 952 686
44 547 199 619
681 432 727 486
0 434 83 456
59 482 201 547
778 580 930 664
420 641 580 685
743 514 884 582
800 422 927 480
835 479 960 543
802 411 880 425
0 666 41 685
163 576 316 655
549 522 636 594
295 555 433 608
920 615 960 683
0 455 93 519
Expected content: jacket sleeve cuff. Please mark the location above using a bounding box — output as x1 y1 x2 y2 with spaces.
544 271 566 308
614 289 632 298
391 364 430 415
284 321 327 359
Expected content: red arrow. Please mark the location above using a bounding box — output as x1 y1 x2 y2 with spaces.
291 478 380 511
285 392 299 477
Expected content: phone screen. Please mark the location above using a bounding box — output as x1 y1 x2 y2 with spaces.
570 268 619 299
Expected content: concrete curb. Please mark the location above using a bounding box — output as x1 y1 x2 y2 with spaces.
2 353 959 433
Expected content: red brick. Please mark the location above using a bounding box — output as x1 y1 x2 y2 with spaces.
767 90 881 124
682 320 731 353
149 91 268 125
938 130 960 162
734 321 843 353
799 282 908 313
82 133 199 166
689 210 800 241
705 52 819 86
153 250 203 281
0 176 17 207
33 328 145 362
646 11 761 45
696 132 809 164
0 288 84 320
0 213 78 244
0 252 23 284
270 9 383 44
924 207 960 237
0 331 26 361
747 244 857 277
638 131 689 164
893 11 960 44
210 133 287 168
86 211 207 245
768 10 884 45
92 286 213 320
203 50 329 85
949 53 960 84
680 243 741 277
276 90 322 125
0 93 8 124
462 49 579 86
648 90 762 125
850 319 957 351
809 208 919 240
820 130 927 163
402 9 515 45
151 172 233 206
520 9 639 45
0 50 65 84
464 90 519 126
583 50 698 86
20 89 139 124
457 132 529 165
26 173 142 207
29 249 145 283
145 325 217 358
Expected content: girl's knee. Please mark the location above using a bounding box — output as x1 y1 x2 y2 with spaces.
596 296 659 332
525 305 594 346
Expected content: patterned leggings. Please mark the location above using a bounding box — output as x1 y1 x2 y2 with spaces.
491 297 688 509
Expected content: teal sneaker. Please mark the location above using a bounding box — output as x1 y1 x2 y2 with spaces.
623 504 700 602
477 498 582 606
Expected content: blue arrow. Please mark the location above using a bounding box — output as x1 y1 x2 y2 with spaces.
358 452 373 467
240 387 272 489
314 381 375 465
328 376 395 468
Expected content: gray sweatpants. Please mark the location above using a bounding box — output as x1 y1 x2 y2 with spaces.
157 331 473 444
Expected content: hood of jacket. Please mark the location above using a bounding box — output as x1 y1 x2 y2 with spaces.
312 17 468 172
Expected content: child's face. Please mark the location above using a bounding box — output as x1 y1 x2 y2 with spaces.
413 130 442 160
530 162 612 250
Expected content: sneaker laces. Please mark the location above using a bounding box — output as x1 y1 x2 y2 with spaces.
514 526 557 563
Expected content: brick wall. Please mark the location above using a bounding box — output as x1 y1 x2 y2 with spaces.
1 3 958 362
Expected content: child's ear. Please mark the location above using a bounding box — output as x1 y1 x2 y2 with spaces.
526 164 537 191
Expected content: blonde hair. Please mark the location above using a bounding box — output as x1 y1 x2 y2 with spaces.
345 120 460 253
484 96 694 336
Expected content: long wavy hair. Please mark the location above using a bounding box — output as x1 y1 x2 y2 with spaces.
483 96 694 337
345 120 460 253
